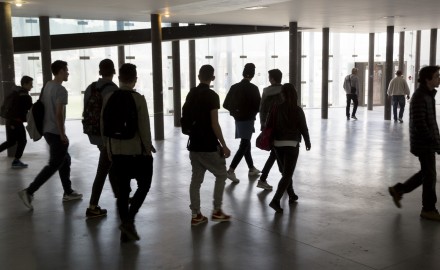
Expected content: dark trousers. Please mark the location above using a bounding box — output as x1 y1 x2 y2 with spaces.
392 95 406 120
0 120 27 159
346 94 358 117
27 133 72 195
273 146 299 201
260 149 278 181
89 145 119 206
230 139 254 169
396 152 437 211
111 155 153 223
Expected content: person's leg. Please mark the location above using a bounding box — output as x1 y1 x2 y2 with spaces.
0 122 17 153
346 94 351 118
352 95 358 116
229 139 249 170
273 147 298 201
420 152 437 211
259 149 277 182
89 145 114 206
398 95 406 120
128 155 153 221
13 122 27 160
392 96 399 121
27 133 68 195
58 148 73 195
189 152 207 215
113 155 131 223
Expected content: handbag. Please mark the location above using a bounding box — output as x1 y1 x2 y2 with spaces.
256 104 278 151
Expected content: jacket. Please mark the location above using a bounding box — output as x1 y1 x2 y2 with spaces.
274 101 311 148
343 74 360 95
387 76 410 96
102 86 153 156
409 84 440 156
259 84 282 128
223 79 261 121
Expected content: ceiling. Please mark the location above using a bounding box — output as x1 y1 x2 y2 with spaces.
6 0 440 33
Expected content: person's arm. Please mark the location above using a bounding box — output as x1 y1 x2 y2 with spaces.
298 108 311 151
55 103 68 144
404 80 411 99
210 109 230 158
137 95 153 155
412 96 432 141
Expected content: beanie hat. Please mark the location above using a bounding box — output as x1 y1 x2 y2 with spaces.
242 63 256 78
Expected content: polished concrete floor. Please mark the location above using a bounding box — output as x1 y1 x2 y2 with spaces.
1 106 440 270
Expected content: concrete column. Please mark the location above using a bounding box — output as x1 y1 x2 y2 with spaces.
415 30 421 90
384 26 394 120
321 28 329 119
117 21 125 68
188 24 196 89
399 31 405 72
151 14 164 140
368 33 374 110
171 23 181 127
289 22 298 88
0 2 16 157
39 16 52 85
430 28 437 66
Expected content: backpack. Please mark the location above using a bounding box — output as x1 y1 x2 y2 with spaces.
0 90 20 119
102 89 138 140
26 99 45 141
82 82 114 136
181 88 201 135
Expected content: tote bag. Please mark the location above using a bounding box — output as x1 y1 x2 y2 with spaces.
256 104 277 151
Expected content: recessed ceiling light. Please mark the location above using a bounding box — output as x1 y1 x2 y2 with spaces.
243 6 268 10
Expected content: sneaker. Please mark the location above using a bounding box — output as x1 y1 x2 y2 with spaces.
119 222 140 241
18 189 33 210
211 209 231 222
288 194 299 204
347 116 350 120
269 200 283 213
388 186 402 208
248 167 261 176
63 190 83 202
86 206 107 218
191 213 208 226
11 159 28 169
398 118 403 123
351 115 358 120
420 209 440 221
257 180 273 190
227 171 240 183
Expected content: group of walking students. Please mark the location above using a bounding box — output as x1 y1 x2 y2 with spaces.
0 58 439 242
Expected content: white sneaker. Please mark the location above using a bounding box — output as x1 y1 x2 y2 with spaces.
257 180 273 190
248 167 261 176
18 189 33 210
227 171 240 183
63 190 83 202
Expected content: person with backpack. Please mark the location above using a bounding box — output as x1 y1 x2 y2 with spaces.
102 63 154 242
0 76 33 168
82 59 119 218
183 64 231 226
257 69 284 190
223 63 261 183
18 60 83 210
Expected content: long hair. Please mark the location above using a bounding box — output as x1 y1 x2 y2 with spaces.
281 83 298 107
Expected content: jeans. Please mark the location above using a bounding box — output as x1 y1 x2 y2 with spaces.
189 149 227 214
111 155 153 223
346 94 358 117
0 120 27 159
396 152 437 211
27 133 72 195
273 146 300 201
229 139 254 170
259 149 278 181
89 145 119 206
392 95 406 120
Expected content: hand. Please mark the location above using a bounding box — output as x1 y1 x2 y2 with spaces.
306 144 311 151
60 134 69 145
407 95 410 100
222 146 231 158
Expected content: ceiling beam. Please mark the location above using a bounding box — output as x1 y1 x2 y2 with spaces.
13 24 289 53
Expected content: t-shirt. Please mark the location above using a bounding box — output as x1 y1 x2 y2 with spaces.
42 81 68 135
187 83 220 152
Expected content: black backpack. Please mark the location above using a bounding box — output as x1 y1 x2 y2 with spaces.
181 88 201 135
102 89 138 140
0 90 20 119
82 82 114 136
